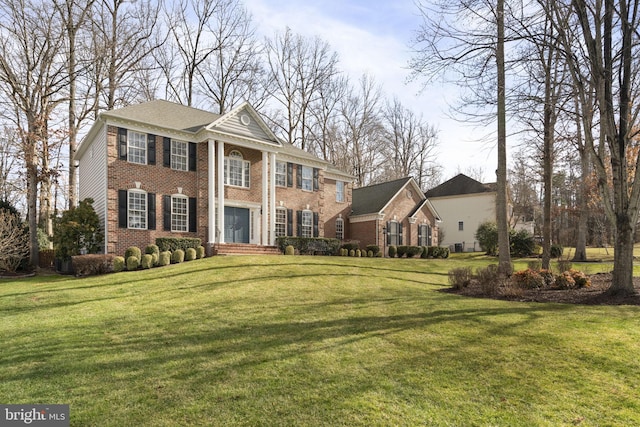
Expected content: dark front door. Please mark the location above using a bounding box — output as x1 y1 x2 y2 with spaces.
224 207 250 243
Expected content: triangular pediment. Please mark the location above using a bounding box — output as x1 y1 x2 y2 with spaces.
206 102 281 147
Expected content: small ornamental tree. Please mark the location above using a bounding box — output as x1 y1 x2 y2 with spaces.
52 198 104 261
0 203 29 272
475 221 498 256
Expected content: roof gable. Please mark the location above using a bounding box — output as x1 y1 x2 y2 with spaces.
424 174 496 198
351 177 414 216
207 102 280 146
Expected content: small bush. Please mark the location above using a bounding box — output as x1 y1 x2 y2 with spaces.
125 246 141 262
145 244 159 257
126 255 140 271
421 246 429 259
349 249 355 257
355 249 361 257
158 251 171 267
539 269 555 287
388 245 397 258
550 244 564 258
196 246 205 259
71 254 116 276
172 249 185 264
396 246 408 257
276 237 341 255
156 237 202 252
556 269 590 289
431 246 450 259
185 247 197 261
476 264 500 295
448 267 473 290
141 254 154 269
367 250 373 257
285 245 295 255
366 245 380 256
510 229 536 257
341 241 361 252
113 256 125 273
406 246 423 258
512 268 545 289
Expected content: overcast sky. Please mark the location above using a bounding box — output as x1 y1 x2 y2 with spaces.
243 0 499 183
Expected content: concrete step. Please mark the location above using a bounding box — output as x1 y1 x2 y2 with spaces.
215 244 281 256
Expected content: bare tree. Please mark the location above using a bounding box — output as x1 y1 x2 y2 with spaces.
0 0 67 267
0 127 23 207
0 209 29 272
264 28 339 149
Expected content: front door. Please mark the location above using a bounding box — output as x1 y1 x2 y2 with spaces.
224 207 250 243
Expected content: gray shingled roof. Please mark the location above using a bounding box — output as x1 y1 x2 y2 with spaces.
102 99 221 133
424 174 495 198
351 177 412 216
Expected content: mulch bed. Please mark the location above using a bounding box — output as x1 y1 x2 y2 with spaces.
443 273 640 306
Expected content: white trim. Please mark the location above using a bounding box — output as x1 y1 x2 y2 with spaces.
349 213 385 223
217 141 225 244
269 152 276 245
208 139 215 244
262 151 268 245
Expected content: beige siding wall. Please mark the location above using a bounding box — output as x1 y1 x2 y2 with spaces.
78 123 108 251
430 193 495 251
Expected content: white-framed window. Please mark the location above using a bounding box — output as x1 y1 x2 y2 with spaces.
458 221 464 231
388 221 400 246
419 224 431 247
224 150 250 188
171 195 188 232
275 161 287 187
336 217 344 240
301 166 313 191
128 131 147 165
336 181 345 202
171 140 188 171
128 190 147 229
275 207 287 237
301 210 313 238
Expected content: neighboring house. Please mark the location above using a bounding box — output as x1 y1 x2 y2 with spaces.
424 174 496 252
350 177 440 252
75 100 353 255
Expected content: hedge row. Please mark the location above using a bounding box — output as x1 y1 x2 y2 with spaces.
276 237 341 255
388 245 449 259
156 237 202 252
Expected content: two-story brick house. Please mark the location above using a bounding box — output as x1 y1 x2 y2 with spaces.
75 100 353 255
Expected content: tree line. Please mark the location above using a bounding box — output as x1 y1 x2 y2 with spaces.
0 0 440 266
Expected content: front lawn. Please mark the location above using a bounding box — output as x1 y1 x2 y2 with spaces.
1 255 639 426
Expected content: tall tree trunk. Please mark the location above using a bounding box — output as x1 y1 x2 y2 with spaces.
573 129 589 262
496 0 511 275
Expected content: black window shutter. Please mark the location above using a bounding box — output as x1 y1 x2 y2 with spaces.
296 210 302 236
313 168 319 191
386 221 390 244
399 223 403 245
163 195 171 231
147 134 156 165
313 212 319 237
287 163 294 187
163 137 171 167
189 197 197 232
118 190 128 228
118 128 127 160
147 193 156 230
296 164 302 188
287 209 293 236
189 143 197 171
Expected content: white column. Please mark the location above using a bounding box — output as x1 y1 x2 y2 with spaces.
207 139 215 245
269 152 277 245
261 151 269 245
217 141 225 244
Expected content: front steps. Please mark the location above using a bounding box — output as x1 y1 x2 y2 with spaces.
214 243 281 256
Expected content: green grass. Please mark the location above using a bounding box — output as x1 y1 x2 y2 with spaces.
2 255 640 426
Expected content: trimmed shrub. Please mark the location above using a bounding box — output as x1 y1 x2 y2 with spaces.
448 267 473 290
126 256 139 271
356 249 361 257
141 254 154 269
421 246 429 259
406 246 423 258
367 250 373 257
388 245 397 258
431 246 450 259
556 269 590 289
158 251 171 267
125 246 141 262
196 246 205 259
349 249 355 257
285 245 295 255
71 254 116 276
396 246 408 257
145 244 160 265
512 268 545 289
113 256 125 273
276 236 341 255
185 248 197 261
550 244 564 258
172 249 185 264
510 229 536 257
156 237 202 253
340 241 361 252
365 245 380 256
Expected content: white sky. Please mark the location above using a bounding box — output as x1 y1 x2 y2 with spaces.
243 0 499 183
